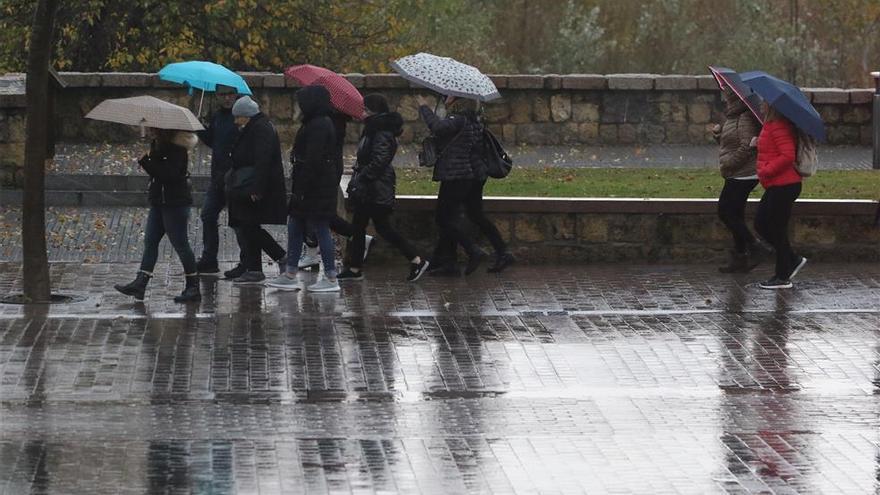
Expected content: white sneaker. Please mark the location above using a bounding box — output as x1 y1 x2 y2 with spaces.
266 273 302 291
308 277 340 292
298 245 320 270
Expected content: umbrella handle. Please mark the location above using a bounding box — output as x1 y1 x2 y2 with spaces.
197 90 205 117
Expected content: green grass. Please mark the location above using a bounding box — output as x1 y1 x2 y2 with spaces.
395 167 880 199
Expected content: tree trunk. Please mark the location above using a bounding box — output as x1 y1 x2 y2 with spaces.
22 0 60 302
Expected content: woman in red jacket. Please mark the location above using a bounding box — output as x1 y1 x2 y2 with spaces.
753 102 807 289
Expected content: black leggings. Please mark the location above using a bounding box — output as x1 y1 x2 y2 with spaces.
754 182 801 279
717 178 759 254
433 179 506 262
348 203 418 269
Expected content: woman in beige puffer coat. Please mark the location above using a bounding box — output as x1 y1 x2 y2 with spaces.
715 87 771 273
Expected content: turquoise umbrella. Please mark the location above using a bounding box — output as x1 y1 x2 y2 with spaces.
158 61 252 115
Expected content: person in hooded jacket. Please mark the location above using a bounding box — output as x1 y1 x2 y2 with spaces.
295 110 375 271
753 101 807 290
115 128 201 302
416 95 515 276
195 85 240 275
225 96 288 284
336 94 430 282
267 85 340 292
713 86 772 273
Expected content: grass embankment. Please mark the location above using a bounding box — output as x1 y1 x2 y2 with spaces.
395 167 880 199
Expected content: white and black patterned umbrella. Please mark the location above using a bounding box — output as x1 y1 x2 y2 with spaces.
85 96 204 131
391 52 500 102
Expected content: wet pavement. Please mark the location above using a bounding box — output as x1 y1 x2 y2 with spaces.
2 259 880 493
46 142 873 176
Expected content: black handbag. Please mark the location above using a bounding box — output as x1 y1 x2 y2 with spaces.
482 128 512 179
418 136 440 168
224 166 258 200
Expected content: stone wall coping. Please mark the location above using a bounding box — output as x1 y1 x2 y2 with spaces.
395 195 877 216
0 72 854 97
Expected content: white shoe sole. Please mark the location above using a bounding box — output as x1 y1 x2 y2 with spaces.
789 257 807 280
759 282 793 290
308 286 340 292
266 282 302 291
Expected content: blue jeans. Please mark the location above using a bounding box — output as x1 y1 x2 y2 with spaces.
199 182 226 263
140 205 197 274
287 216 336 278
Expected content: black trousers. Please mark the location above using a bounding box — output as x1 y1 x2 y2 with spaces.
433 179 506 263
348 203 418 269
236 223 286 273
717 178 759 254
754 182 802 279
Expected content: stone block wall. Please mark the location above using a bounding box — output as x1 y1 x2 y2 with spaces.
0 72 874 182
367 198 880 263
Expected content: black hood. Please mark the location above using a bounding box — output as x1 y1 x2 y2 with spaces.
297 85 332 121
364 112 404 136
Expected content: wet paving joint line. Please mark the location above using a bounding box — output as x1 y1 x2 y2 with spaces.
2 308 880 319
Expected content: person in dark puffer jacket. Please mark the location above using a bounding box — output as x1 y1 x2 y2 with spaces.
713 86 771 273
336 94 429 282
754 101 807 290
267 85 340 293
417 95 514 276
115 128 200 303
195 85 240 275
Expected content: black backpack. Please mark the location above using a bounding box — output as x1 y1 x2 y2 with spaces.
481 128 512 179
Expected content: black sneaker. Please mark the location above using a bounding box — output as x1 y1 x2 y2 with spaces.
337 269 364 281
487 253 516 273
788 256 807 280
232 271 266 285
224 264 246 280
196 258 220 275
407 259 430 282
759 277 793 290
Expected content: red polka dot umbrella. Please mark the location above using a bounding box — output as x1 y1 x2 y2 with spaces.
284 64 365 120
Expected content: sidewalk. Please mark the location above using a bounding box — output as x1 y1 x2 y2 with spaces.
45 142 875 176
1 250 880 491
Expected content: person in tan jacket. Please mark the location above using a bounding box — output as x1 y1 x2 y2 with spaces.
713 86 772 273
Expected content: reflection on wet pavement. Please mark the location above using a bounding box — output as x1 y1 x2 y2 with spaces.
1 262 879 493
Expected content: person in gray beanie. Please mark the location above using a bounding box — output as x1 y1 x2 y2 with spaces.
224 95 288 284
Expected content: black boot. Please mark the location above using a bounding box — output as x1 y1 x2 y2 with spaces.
718 251 750 273
487 252 516 273
115 272 150 300
174 275 201 303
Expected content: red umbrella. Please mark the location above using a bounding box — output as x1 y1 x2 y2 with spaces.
284 64 365 120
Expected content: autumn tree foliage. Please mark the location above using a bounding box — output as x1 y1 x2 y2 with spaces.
1 0 880 86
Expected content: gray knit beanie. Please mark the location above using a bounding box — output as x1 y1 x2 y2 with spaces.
232 96 259 117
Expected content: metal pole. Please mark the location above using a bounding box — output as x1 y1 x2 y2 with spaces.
872 72 880 170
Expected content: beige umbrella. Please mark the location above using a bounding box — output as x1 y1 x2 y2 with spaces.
85 95 204 132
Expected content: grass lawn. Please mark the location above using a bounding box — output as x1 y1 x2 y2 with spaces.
395 167 880 199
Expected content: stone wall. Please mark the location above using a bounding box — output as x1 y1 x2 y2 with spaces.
0 75 26 185
371 197 880 263
1 72 874 147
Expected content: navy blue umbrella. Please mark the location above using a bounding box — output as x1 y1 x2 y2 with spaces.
740 71 826 141
708 66 764 123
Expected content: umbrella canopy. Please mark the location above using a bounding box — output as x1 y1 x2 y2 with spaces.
158 61 252 95
284 64 364 120
391 52 500 102
740 71 826 141
85 96 204 131
708 65 764 123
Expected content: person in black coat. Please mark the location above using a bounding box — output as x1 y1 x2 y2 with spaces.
417 95 514 276
196 85 240 275
225 96 287 284
267 85 340 292
337 94 429 282
115 128 201 302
